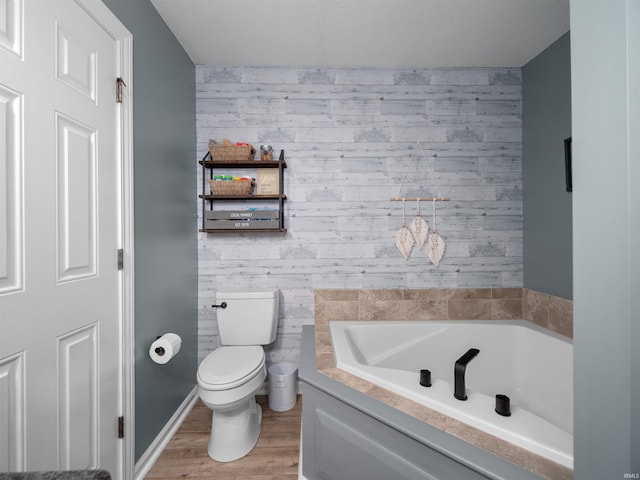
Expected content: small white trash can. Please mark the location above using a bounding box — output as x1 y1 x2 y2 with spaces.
268 362 298 412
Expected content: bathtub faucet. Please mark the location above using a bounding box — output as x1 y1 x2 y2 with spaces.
454 348 480 401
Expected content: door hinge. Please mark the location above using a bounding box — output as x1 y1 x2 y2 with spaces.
116 77 127 103
117 249 124 270
118 416 124 439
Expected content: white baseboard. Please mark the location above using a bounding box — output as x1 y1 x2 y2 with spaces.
134 385 199 480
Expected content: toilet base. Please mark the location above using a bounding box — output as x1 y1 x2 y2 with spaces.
207 396 263 462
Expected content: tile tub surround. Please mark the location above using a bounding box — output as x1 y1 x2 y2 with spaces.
313 288 573 480
315 287 572 338
523 288 573 338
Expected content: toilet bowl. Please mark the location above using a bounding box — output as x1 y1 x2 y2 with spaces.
197 346 267 462
196 289 279 462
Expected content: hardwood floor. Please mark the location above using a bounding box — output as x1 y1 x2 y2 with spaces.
145 396 302 479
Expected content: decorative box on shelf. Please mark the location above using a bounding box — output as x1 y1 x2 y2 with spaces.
256 169 279 195
204 210 280 230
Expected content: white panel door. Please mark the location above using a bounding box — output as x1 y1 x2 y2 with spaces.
0 0 124 475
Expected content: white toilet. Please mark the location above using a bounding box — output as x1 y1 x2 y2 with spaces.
196 288 279 462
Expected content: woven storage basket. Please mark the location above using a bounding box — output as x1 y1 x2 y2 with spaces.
208 141 255 162
209 179 254 196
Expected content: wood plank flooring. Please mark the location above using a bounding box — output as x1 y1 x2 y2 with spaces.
145 396 302 479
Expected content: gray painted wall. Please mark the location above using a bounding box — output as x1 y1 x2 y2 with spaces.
101 0 198 461
196 67 523 365
522 32 572 299
572 1 639 478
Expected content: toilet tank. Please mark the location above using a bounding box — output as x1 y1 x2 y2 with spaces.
215 289 279 345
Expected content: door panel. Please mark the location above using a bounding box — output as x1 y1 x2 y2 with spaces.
0 0 23 59
0 351 25 471
55 20 97 103
0 83 23 296
57 323 99 470
0 0 124 475
55 113 97 283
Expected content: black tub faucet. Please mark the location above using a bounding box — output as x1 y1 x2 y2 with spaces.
454 348 480 401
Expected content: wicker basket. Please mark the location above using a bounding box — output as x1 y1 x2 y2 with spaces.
208 141 256 162
208 179 254 196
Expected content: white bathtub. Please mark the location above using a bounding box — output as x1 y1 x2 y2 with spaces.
330 320 573 469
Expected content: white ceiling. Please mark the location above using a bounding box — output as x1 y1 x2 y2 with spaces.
150 0 569 69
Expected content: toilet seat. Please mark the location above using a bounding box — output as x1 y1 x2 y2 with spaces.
198 346 265 391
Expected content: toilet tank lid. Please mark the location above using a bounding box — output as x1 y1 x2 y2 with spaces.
215 288 279 300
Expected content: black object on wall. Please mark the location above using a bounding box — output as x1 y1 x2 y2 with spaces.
564 137 572 192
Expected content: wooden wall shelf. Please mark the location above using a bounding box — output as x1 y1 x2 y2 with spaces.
199 149 287 233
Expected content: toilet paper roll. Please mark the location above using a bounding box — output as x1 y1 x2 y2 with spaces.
149 333 182 364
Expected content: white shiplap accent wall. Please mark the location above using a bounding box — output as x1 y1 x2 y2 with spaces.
196 67 522 365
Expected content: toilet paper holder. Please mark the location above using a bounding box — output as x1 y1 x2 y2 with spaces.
149 333 182 364
154 336 165 356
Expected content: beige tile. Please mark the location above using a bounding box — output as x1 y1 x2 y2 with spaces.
548 295 572 315
491 287 523 299
314 330 333 354
447 299 492 319
491 298 523 320
548 296 573 338
404 299 448 320
358 290 402 321
314 300 359 324
358 300 405 320
315 289 358 302
316 352 335 370
403 289 449 300
448 288 492 300
359 289 403 301
315 318 328 333
523 288 548 327
313 310 329 329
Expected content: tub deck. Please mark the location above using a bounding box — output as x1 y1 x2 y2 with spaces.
312 317 572 480
330 320 573 468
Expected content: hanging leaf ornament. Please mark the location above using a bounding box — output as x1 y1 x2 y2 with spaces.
395 200 415 260
428 199 446 267
428 231 445 267
410 199 429 250
396 226 415 260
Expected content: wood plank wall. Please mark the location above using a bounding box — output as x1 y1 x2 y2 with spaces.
196 67 523 365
